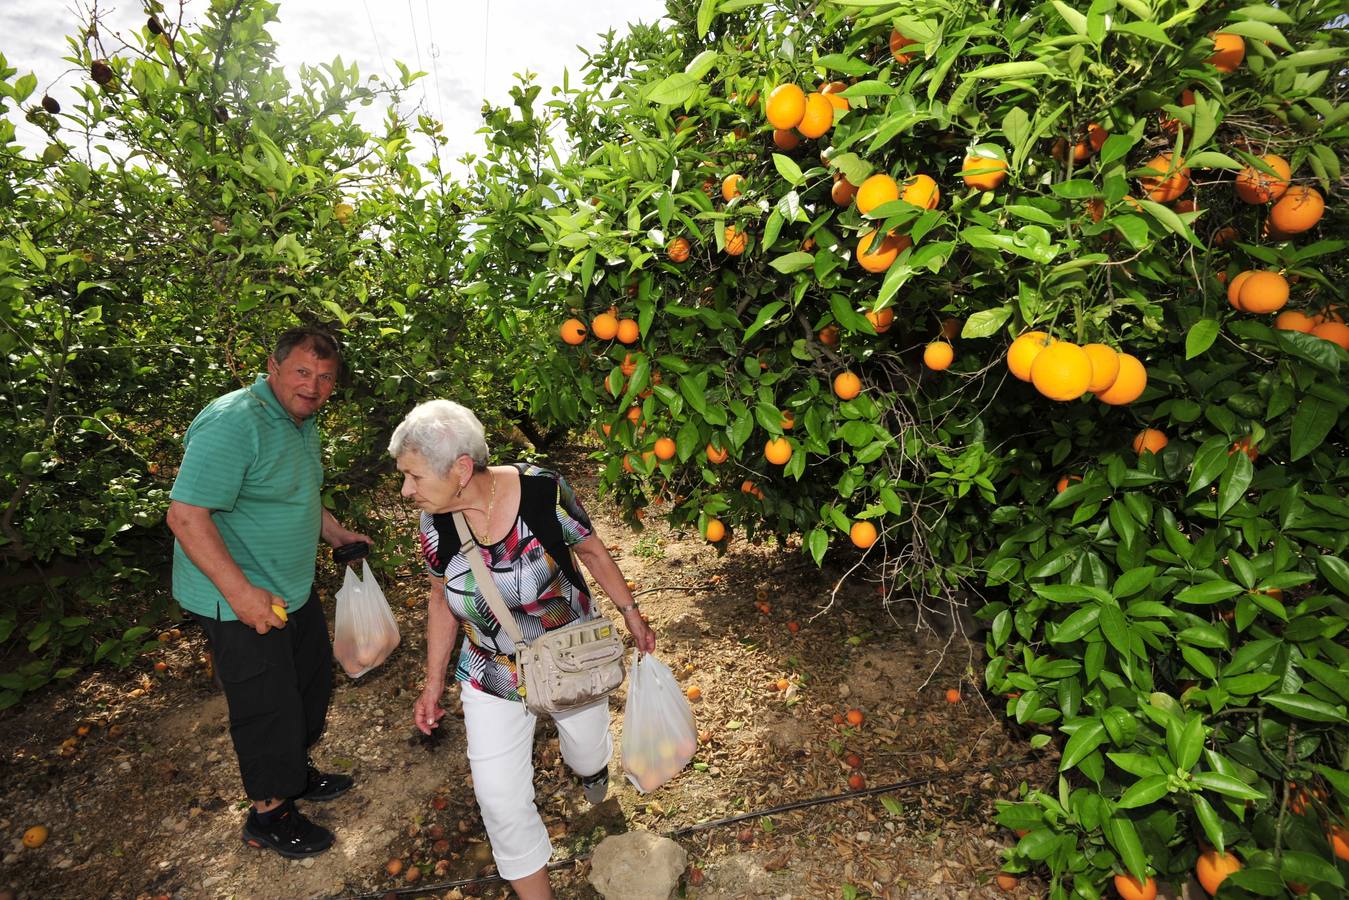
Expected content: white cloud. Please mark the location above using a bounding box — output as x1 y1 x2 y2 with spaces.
1 0 668 175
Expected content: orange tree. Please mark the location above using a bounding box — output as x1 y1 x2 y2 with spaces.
0 1 500 704
471 0 1349 896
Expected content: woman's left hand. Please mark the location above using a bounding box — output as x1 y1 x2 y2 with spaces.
623 608 656 653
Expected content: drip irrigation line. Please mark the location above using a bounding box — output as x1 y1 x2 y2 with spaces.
327 754 1038 900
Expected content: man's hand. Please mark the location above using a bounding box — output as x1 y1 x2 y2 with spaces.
414 682 446 736
230 584 288 634
321 510 374 551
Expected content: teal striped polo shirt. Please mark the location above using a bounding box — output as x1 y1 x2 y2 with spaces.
170 375 324 621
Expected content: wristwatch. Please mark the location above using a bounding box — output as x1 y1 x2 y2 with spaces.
615 601 640 614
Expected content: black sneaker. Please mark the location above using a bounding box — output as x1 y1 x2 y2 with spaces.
297 763 354 802
242 800 334 859
580 768 610 805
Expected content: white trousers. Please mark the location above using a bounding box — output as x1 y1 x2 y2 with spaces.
459 683 613 881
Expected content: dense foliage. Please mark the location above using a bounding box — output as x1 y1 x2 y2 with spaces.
2 0 1346 896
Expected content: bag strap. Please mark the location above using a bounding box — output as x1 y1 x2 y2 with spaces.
452 512 527 651
515 465 588 596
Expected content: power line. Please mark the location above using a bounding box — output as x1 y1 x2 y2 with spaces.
481 0 490 102
360 0 394 83
423 0 445 128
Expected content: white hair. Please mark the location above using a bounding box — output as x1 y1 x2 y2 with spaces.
388 400 488 475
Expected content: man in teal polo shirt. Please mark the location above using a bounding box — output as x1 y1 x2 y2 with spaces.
167 326 372 859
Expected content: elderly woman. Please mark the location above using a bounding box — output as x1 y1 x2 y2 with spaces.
389 399 655 900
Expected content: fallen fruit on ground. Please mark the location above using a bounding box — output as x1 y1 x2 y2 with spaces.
22 826 48 849
845 708 864 726
945 688 961 703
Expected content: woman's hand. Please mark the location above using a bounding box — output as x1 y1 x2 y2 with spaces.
414 682 446 735
622 608 656 654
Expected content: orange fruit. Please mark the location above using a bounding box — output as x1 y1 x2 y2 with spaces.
866 308 895 334
1331 825 1349 861
1230 436 1258 462
889 29 916 64
1238 271 1289 314
1139 153 1189 202
850 521 877 548
721 173 744 202
1087 122 1108 152
764 437 793 465
1095 353 1147 405
923 342 954 371
995 873 1019 892
1212 226 1239 247
856 229 910 273
833 371 862 400
1053 137 1092 165
620 353 639 377
1195 849 1241 896
1269 186 1324 234
962 154 1008 190
1161 88 1196 135
560 318 586 345
780 410 795 430
765 84 806 130
786 620 800 633
667 237 690 262
653 437 676 460
831 176 858 206
22 825 48 848
386 858 404 877
845 708 864 726
1030 341 1093 401
818 324 840 346
685 685 702 701
1311 321 1349 349
797 92 833 139
1086 198 1106 222
616 318 640 344
1056 474 1082 493
847 772 866 790
1274 310 1315 333
1228 270 1254 310
626 405 642 424
592 312 619 341
820 80 849 110
901 174 940 210
1208 32 1246 72
1132 428 1168 455
1235 155 1291 204
775 677 790 691
1113 874 1158 900
724 224 748 256
1082 343 1121 393
706 443 729 464
705 518 726 542
941 317 961 340
945 688 961 703
856 174 899 214
1007 331 1054 382
772 128 799 150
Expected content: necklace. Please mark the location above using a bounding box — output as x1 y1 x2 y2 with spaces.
467 470 498 543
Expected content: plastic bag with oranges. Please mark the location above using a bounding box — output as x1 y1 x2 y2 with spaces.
621 651 697 793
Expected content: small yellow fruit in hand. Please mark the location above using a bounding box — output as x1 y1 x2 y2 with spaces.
272 604 288 623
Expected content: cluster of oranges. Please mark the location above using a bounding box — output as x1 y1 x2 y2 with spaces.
1226 271 1349 348
559 306 640 347
1006 333 1146 405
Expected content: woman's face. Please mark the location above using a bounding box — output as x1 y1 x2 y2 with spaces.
396 449 464 514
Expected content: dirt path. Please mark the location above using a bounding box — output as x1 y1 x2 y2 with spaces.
0 446 1054 899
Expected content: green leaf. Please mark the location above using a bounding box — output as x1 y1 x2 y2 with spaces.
1112 21 1178 47
1220 20 1292 53
1217 451 1253 518
1280 852 1344 891
744 302 785 341
1316 555 1349 595
1051 1 1088 36
1050 606 1101 644
647 73 698 106
1185 151 1242 170
961 306 1012 339
1117 775 1170 809
1174 581 1243 605
965 61 1052 80
1103 815 1148 883
1060 719 1106 770
684 50 719 80
1190 772 1271 801
1113 567 1157 598
1185 320 1220 359
695 0 718 39
1174 715 1206 771
768 252 814 274
1192 794 1225 854
806 527 828 566
1188 436 1230 496
1262 693 1347 723
1300 658 1349 704
1289 397 1336 461
771 153 804 186
813 54 874 77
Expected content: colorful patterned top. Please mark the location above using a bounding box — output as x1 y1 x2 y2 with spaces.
418 464 594 701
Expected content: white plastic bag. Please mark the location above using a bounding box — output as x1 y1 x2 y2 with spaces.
332 561 400 678
621 651 697 793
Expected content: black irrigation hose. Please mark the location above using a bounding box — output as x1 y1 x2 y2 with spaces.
328 754 1038 899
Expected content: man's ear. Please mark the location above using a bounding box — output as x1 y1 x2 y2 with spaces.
266 355 279 377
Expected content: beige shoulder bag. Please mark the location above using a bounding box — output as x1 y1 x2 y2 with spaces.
453 512 626 715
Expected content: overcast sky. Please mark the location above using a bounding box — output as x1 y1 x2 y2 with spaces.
1 0 668 175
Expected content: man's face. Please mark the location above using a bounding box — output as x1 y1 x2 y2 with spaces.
266 345 339 423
